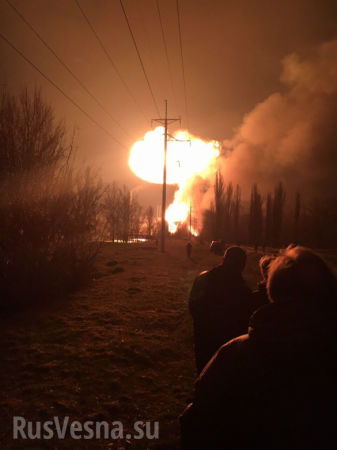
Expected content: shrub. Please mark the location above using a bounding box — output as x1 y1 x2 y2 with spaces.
0 87 105 307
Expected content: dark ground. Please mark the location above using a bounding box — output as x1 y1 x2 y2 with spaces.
0 241 335 449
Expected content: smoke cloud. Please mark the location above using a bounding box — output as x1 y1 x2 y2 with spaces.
217 39 337 199
132 41 337 231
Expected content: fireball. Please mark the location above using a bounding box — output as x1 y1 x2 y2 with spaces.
129 127 220 233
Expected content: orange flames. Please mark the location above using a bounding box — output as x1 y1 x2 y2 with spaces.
129 127 220 234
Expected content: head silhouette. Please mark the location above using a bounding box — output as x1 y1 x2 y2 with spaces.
267 246 337 303
222 246 247 273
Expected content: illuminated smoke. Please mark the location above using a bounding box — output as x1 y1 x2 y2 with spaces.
219 39 337 197
130 40 337 234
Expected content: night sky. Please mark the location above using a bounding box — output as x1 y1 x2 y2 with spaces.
2 0 337 207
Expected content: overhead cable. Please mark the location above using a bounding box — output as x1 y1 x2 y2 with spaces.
176 0 190 133
156 0 179 117
75 0 151 125
119 0 161 118
1 34 129 151
136 0 163 101
6 0 135 143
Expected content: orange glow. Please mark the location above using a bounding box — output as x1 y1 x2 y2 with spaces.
189 226 199 237
129 127 220 233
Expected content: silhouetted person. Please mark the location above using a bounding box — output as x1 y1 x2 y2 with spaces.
181 246 337 449
189 246 253 374
252 255 276 308
186 242 192 258
254 242 258 252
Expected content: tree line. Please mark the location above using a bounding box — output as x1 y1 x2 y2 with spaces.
101 185 158 242
201 170 337 249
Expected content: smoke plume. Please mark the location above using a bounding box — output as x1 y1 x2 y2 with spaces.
217 39 337 199
130 41 337 232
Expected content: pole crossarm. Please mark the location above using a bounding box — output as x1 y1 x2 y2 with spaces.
152 119 181 126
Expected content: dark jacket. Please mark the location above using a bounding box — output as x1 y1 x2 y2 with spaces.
181 298 337 449
189 264 254 374
252 281 270 309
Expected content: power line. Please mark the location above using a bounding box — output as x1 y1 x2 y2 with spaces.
74 0 150 125
6 0 135 143
136 0 163 101
119 0 161 118
1 34 129 151
176 0 190 133
156 0 179 117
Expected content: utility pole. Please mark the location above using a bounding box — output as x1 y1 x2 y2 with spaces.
152 101 181 252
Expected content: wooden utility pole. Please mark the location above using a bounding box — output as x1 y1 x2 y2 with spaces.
152 101 180 252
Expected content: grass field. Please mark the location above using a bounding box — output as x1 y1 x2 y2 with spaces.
0 241 334 449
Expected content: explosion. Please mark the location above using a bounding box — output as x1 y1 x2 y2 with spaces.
129 127 220 234
129 41 337 237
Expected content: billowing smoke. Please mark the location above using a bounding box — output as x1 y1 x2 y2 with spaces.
130 40 337 233
217 39 337 199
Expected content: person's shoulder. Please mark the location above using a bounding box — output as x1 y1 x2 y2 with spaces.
198 334 250 381
193 270 209 285
199 269 208 277
194 264 224 285
208 264 224 274
248 302 275 335
189 270 210 312
213 334 250 365
220 333 250 353
207 264 230 281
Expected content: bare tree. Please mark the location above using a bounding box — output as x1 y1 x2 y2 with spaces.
305 197 337 248
0 87 105 305
249 183 263 246
201 207 216 242
214 170 225 239
115 186 142 242
102 182 120 242
224 182 233 241
102 184 142 243
232 184 241 244
265 191 273 246
144 206 154 236
129 191 142 238
0 89 103 302
118 186 131 242
272 181 286 247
